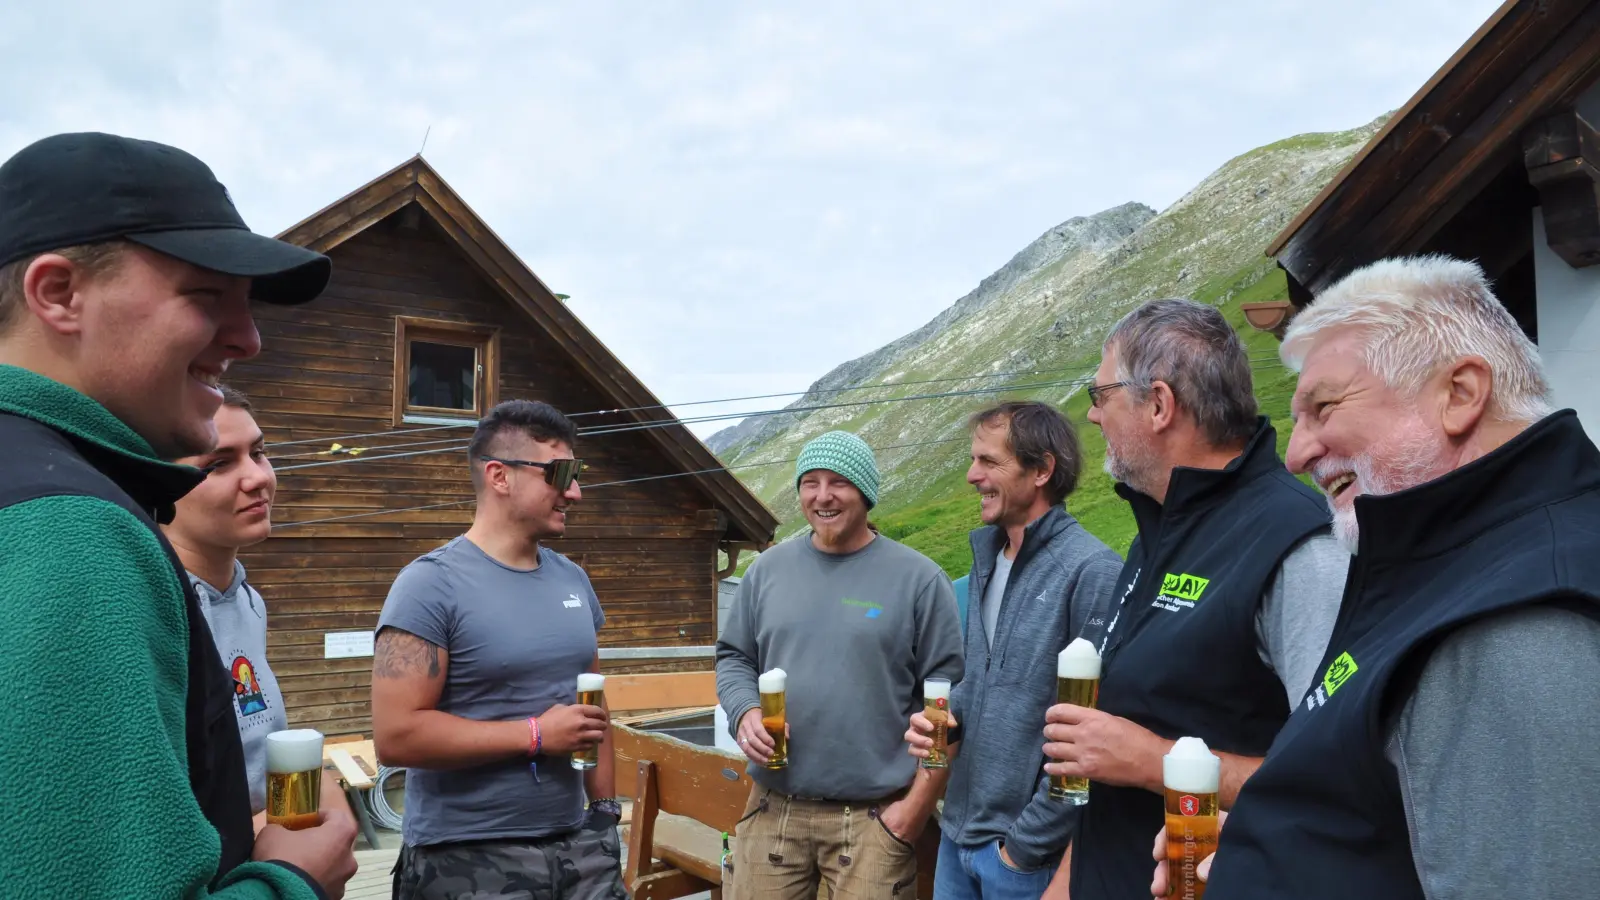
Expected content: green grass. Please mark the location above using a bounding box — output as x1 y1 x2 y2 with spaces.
867 264 1304 577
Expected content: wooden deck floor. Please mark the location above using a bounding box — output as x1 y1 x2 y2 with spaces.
347 847 399 900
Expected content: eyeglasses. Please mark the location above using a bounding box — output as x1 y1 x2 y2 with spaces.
479 456 585 492
1086 381 1131 408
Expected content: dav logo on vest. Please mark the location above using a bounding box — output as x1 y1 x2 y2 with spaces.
1152 572 1210 612
1303 651 1360 711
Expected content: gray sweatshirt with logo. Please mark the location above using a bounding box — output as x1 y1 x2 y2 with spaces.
190 561 288 814
715 534 965 801
942 507 1122 870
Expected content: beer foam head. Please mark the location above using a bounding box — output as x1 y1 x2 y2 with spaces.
924 678 951 701
759 667 787 693
265 729 324 775
1163 736 1220 793
1057 638 1101 679
576 673 605 692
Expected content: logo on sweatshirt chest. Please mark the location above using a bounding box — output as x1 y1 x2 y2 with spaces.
840 597 884 619
228 653 270 720
1151 572 1211 612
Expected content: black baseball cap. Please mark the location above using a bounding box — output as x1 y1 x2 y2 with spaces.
0 132 330 305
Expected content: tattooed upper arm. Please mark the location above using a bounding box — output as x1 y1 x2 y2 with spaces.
374 626 445 681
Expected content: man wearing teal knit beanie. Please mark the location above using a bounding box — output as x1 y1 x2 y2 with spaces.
716 430 965 898
795 428 880 505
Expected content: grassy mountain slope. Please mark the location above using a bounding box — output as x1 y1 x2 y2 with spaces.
716 119 1383 576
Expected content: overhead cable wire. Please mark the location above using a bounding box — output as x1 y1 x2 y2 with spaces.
274 443 473 472
271 436 970 530
270 374 1090 473
269 421 476 449
261 354 1286 452
572 353 1287 419
269 434 476 463
271 359 1292 473
570 375 1098 439
264 359 1117 450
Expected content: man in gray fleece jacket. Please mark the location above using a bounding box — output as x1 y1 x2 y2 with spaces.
908 402 1121 900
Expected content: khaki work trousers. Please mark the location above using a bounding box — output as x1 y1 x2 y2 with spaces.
731 786 920 900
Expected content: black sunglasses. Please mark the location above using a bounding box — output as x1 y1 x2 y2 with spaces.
1086 381 1132 408
480 456 585 491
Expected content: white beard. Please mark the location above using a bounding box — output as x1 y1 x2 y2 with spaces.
1316 423 1444 555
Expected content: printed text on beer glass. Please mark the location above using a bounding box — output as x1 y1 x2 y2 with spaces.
1163 737 1220 900
922 677 952 769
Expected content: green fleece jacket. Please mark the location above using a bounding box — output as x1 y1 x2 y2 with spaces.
0 365 319 899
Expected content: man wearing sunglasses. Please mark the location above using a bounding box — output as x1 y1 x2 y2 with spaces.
373 399 625 900
1038 299 1347 899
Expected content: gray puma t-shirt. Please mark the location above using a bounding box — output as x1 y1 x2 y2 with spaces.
377 536 605 846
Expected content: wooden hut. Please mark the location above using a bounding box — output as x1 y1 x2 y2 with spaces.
1252 0 1600 434
227 157 778 736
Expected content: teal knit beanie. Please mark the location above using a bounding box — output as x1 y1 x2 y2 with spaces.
795 431 880 508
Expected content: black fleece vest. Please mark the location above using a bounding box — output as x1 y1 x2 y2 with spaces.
1071 419 1331 899
0 412 254 884
1207 411 1600 899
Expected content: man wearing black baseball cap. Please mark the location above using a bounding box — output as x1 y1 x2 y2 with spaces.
0 133 355 898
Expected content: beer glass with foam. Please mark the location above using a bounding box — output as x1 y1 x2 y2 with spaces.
1163 736 1221 900
921 676 952 769
265 729 324 830
572 673 606 770
758 667 788 769
1049 637 1101 803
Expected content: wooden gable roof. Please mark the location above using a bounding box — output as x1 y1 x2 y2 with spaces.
1266 0 1600 301
275 156 779 547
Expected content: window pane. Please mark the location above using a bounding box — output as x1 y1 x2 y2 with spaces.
408 341 477 411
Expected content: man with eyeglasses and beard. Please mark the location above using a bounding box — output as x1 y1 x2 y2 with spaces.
1039 299 1349 899
373 400 625 900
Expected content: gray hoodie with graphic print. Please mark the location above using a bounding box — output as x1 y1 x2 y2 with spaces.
190 560 288 814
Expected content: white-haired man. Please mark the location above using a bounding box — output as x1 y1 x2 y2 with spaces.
1156 255 1600 898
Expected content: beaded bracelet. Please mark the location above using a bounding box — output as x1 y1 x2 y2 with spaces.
527 716 543 782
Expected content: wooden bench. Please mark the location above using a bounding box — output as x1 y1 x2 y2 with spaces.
612 715 941 899
614 722 750 900
324 734 385 850
605 671 718 727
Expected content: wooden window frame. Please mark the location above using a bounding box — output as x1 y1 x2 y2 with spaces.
392 316 501 427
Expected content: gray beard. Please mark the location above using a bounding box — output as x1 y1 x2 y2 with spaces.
1104 440 1156 497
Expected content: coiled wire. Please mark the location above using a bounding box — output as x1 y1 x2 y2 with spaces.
366 766 406 831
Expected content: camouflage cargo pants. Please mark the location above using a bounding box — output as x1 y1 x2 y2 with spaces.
392 815 627 900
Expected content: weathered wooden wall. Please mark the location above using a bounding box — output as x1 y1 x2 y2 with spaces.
230 209 723 736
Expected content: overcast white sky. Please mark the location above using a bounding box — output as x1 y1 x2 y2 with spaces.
0 1 1502 436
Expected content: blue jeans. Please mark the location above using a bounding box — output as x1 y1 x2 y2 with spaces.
933 833 1055 900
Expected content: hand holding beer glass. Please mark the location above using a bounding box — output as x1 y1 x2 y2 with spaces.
758 668 788 769
1049 638 1101 804
735 667 791 768
921 677 953 769
1161 737 1221 900
266 729 324 831
571 673 606 770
